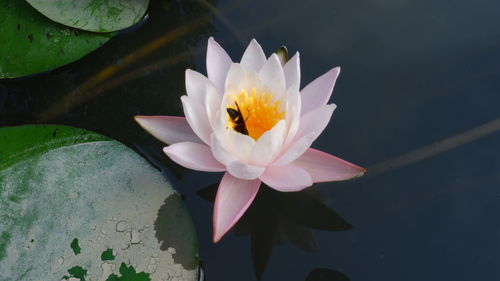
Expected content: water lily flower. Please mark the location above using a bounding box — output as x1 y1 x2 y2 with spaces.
135 37 365 242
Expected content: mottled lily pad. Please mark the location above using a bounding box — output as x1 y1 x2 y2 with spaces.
0 0 111 78
0 125 198 281
26 0 149 32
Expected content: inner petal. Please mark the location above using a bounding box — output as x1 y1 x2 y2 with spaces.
227 88 285 140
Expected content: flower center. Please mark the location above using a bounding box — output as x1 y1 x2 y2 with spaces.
227 88 284 140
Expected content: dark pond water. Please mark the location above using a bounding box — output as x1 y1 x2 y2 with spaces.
2 0 500 280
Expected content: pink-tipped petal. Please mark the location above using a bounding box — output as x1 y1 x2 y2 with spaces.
207 37 233 94
227 161 265 180
274 132 316 166
185 69 212 102
260 163 313 192
181 95 211 144
163 142 225 172
296 104 336 140
293 148 366 182
259 54 286 96
240 39 267 72
300 67 340 116
134 115 202 145
283 52 301 90
283 86 301 146
213 173 261 242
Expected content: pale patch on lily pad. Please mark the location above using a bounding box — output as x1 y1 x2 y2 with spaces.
0 125 198 281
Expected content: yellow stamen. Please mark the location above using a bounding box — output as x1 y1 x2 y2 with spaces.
227 88 284 140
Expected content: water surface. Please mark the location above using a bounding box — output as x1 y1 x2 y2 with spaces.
1 0 500 280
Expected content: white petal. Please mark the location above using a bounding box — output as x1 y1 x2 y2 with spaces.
185 69 211 102
300 67 340 116
296 104 336 141
274 132 316 166
211 133 236 166
227 161 265 180
134 115 202 145
212 109 227 138
224 63 246 92
259 54 286 97
283 52 300 90
213 173 260 242
205 83 222 128
241 72 268 94
163 142 225 172
293 148 366 182
225 64 268 96
181 95 211 144
251 120 286 166
240 39 267 72
283 86 301 147
260 163 313 192
224 128 255 162
207 37 232 94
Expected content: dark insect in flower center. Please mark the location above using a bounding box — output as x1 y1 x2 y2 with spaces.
227 102 249 135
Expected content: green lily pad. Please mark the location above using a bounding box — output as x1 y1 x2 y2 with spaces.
0 125 198 281
25 0 149 32
0 0 111 78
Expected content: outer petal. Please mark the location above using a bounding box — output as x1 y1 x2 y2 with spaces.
283 85 301 147
213 173 261 242
278 104 335 165
207 37 233 94
283 52 300 90
163 142 225 172
293 148 366 182
240 39 267 72
300 67 340 116
260 163 313 192
181 95 211 144
227 161 265 180
295 104 336 141
134 116 202 145
274 132 316 166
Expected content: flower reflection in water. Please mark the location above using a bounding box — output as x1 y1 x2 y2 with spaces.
198 184 352 280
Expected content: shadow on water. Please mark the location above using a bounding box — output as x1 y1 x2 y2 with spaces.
154 194 199 270
304 268 350 281
197 184 352 280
